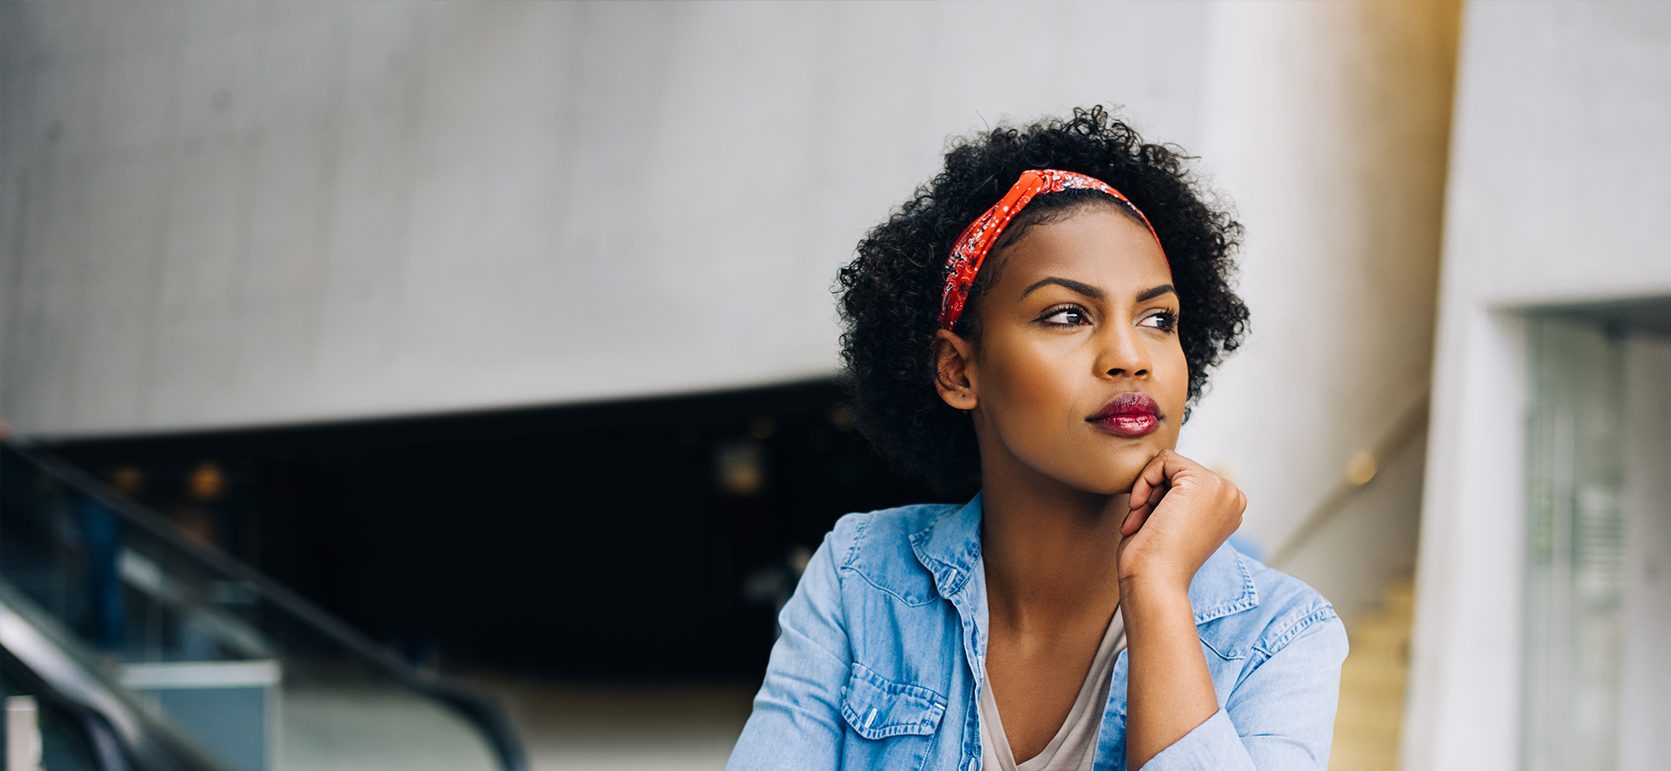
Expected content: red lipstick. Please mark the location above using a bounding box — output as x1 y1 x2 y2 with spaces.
1087 392 1161 437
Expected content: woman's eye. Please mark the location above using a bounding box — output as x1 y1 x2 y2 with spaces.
1040 306 1090 326
1144 310 1180 333
1040 306 1178 332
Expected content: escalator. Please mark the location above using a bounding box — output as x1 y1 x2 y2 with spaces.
0 440 527 771
1 578 227 771
1 646 127 771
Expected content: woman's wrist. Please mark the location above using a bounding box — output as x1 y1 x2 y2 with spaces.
1119 575 1192 620
1119 567 1191 602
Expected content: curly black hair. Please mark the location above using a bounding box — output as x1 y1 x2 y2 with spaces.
833 105 1251 499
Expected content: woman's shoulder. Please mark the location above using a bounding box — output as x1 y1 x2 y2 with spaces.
825 500 960 553
821 501 964 605
1218 542 1348 664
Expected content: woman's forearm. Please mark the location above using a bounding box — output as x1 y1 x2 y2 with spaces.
1121 578 1219 770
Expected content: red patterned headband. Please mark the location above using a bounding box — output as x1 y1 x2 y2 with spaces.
937 168 1169 330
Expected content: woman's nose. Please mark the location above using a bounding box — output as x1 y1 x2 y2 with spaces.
1097 322 1151 378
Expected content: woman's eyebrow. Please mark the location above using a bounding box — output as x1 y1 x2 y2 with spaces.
1136 283 1177 302
1020 277 1176 302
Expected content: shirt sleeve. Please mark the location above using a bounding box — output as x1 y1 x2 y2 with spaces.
1138 604 1349 770
724 517 856 770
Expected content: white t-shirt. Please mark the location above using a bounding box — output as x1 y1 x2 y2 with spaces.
979 605 1127 770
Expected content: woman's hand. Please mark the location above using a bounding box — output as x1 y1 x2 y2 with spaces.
1116 448 1246 594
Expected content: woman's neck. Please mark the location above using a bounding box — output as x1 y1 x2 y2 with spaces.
978 455 1129 638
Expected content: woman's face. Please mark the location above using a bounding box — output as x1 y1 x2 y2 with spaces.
935 203 1188 496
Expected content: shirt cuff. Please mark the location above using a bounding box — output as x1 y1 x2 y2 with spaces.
1136 705 1253 770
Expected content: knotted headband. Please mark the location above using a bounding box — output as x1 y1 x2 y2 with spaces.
937 168 1169 330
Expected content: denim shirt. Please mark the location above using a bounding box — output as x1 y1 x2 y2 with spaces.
725 490 1349 770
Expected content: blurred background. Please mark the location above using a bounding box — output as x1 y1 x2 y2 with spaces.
0 1 1665 769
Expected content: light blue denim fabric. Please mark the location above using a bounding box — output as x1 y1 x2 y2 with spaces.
725 490 1349 770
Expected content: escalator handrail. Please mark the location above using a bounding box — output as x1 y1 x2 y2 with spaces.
0 440 528 771
0 581 229 771
2 643 135 771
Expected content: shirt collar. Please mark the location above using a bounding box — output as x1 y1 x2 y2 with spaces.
907 489 1259 625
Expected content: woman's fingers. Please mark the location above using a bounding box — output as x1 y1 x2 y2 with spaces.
1125 449 1196 537
1121 504 1146 536
1129 449 1174 511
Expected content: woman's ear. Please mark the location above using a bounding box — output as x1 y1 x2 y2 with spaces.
932 329 978 412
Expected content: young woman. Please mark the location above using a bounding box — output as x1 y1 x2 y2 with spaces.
726 105 1348 771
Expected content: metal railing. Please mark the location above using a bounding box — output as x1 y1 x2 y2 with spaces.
1264 391 1432 570
0 439 527 771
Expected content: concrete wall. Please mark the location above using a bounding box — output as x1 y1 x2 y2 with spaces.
1404 2 1671 768
0 0 1213 437
1 0 1465 633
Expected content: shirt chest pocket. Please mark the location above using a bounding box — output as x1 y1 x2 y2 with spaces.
840 660 948 741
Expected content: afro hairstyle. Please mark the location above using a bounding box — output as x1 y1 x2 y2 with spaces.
833 104 1251 499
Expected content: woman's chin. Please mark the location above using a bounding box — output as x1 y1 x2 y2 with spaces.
1096 452 1158 490
1068 466 1144 498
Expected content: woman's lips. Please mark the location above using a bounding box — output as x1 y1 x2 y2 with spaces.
1090 413 1159 437
1087 391 1161 437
